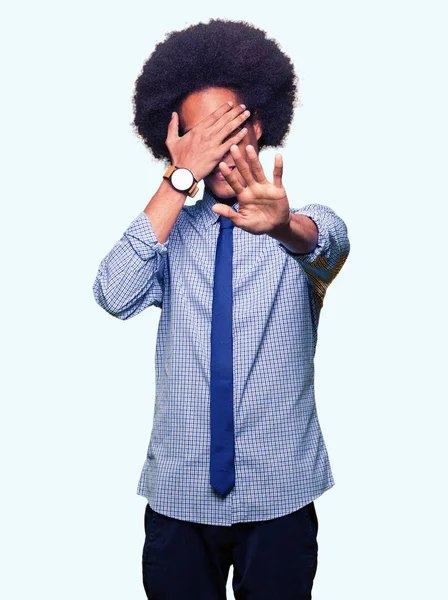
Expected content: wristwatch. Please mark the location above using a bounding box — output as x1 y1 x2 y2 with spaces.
163 166 199 197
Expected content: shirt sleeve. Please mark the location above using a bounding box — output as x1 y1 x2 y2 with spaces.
92 211 170 319
277 203 350 309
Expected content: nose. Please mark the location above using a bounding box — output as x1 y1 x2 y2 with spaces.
213 150 231 172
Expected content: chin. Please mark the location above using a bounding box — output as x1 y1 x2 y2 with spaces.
204 179 236 200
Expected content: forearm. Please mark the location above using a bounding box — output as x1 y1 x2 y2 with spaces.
269 213 318 255
144 177 188 244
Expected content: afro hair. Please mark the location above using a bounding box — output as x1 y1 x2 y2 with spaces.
131 18 299 167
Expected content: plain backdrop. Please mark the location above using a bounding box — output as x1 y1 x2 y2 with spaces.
1 1 447 599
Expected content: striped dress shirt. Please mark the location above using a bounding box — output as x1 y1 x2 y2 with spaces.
92 187 350 526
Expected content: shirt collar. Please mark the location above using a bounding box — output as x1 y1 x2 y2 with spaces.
195 186 239 229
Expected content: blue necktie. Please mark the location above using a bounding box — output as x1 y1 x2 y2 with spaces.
210 213 235 496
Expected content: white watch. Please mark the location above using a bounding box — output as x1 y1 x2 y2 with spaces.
163 166 199 197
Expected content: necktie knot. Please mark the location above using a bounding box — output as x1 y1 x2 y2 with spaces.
219 215 234 229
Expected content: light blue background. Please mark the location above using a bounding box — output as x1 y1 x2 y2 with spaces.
1 1 447 598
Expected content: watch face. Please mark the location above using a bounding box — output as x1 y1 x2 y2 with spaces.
171 168 194 191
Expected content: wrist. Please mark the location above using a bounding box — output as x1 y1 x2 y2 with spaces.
169 158 201 182
270 213 318 254
269 212 292 238
159 176 188 200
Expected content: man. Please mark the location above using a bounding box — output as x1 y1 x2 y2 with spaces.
93 18 350 600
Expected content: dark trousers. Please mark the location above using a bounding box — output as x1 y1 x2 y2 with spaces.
142 501 319 600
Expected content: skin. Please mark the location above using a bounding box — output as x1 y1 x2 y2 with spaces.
178 86 292 236
178 87 263 206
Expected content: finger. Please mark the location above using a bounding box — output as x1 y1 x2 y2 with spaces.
218 161 246 195
273 153 283 188
193 101 234 135
213 106 250 141
231 144 256 186
245 145 267 184
218 126 249 161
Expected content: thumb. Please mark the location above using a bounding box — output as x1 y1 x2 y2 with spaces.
211 204 237 221
167 111 179 139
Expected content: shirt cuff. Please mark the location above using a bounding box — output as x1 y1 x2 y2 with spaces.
277 205 328 263
124 211 169 261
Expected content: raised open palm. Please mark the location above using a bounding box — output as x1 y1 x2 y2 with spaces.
211 144 291 236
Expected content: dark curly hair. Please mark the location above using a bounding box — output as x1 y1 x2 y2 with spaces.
131 18 299 167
